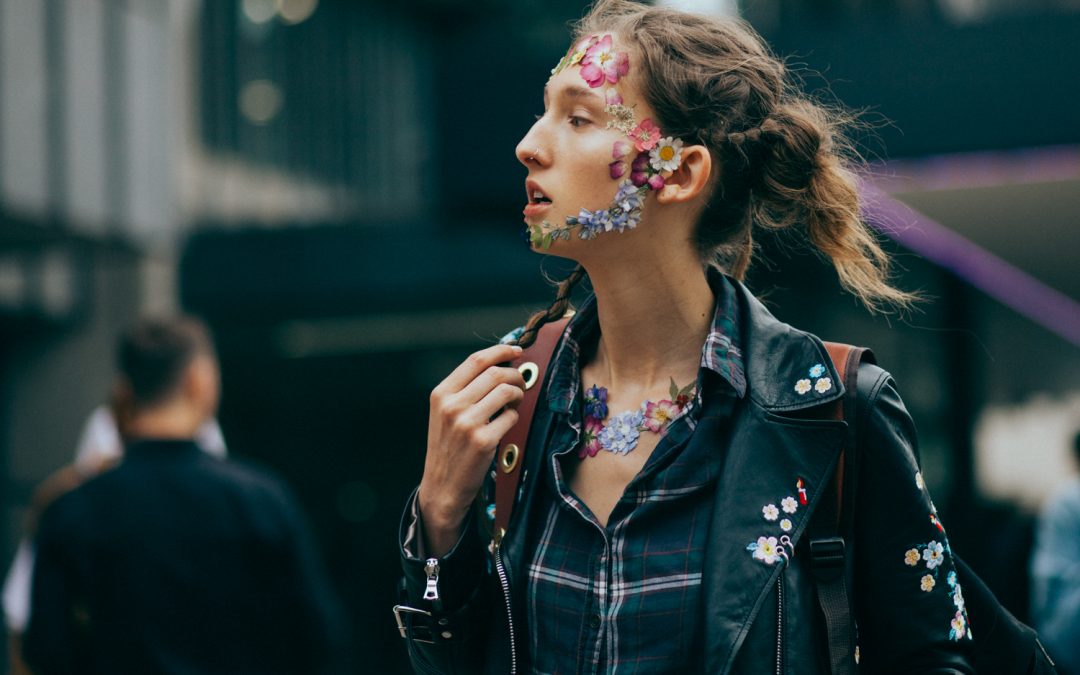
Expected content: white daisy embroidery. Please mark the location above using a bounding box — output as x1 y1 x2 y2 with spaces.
781 496 798 514
780 518 793 532
921 574 936 592
795 379 812 395
748 536 781 565
762 504 780 521
814 377 833 394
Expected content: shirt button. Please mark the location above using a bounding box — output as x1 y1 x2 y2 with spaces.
589 614 602 629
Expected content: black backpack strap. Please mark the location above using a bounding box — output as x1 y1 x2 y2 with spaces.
809 342 874 674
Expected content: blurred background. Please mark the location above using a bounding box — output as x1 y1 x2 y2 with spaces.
1 0 1078 672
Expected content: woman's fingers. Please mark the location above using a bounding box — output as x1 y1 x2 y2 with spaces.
456 365 527 407
468 381 527 428
436 344 522 396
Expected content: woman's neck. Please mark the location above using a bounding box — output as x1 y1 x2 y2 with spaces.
582 247 714 394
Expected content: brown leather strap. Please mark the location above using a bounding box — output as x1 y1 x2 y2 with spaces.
823 341 855 518
492 317 572 544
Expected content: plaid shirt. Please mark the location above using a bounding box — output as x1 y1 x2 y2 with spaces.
525 270 746 675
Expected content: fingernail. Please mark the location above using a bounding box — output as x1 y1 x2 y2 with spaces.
511 345 523 353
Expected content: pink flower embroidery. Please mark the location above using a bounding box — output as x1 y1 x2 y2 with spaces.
579 35 630 88
630 119 661 152
643 399 681 433
579 416 604 458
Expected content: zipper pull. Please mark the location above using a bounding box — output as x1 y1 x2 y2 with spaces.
423 558 441 602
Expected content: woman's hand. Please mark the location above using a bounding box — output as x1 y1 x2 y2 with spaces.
418 344 526 557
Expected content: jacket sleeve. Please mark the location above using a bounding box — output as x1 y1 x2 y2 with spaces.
398 487 493 674
851 367 977 674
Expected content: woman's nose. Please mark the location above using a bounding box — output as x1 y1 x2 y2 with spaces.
516 124 545 168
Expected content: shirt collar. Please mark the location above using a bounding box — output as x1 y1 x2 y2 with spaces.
545 266 747 414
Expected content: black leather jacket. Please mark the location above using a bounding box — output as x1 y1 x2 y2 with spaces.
397 281 976 674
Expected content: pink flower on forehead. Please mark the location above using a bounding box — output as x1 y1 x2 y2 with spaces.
630 119 661 152
579 35 630 88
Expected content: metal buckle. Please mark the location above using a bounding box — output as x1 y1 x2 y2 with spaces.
392 604 435 644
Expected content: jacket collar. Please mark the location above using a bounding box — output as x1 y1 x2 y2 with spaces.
731 278 846 411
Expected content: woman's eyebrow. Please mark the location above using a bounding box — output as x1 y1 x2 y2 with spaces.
544 83 604 105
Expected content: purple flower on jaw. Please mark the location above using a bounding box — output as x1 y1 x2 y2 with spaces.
630 152 651 187
609 160 627 180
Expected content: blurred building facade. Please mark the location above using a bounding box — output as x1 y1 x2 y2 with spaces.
1 0 1078 672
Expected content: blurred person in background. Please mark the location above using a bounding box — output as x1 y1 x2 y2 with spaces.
3 374 227 673
21 316 348 674
1031 428 1080 674
396 1 980 672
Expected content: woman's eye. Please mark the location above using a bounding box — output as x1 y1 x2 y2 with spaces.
569 115 590 128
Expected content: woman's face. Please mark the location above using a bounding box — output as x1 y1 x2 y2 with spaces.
516 34 686 253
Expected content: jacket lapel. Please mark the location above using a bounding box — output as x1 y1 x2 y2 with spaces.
703 279 849 673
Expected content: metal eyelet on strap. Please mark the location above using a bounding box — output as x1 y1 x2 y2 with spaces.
518 362 539 390
499 443 520 474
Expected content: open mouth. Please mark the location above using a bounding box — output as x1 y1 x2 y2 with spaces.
526 181 553 205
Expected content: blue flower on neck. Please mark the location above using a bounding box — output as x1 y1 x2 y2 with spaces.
598 409 644 454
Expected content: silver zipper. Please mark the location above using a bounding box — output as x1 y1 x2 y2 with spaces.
423 558 440 602
775 571 785 675
495 544 518 675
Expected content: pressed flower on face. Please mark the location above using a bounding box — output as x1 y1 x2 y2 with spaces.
649 137 684 172
604 88 623 106
630 152 651 187
580 34 630 88
630 119 661 152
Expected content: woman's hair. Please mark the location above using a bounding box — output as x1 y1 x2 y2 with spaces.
515 0 914 348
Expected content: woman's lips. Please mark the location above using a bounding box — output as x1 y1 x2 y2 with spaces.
523 202 552 219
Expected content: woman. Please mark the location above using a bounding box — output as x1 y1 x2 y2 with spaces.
397 1 975 672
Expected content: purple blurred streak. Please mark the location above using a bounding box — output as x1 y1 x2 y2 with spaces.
861 183 1080 348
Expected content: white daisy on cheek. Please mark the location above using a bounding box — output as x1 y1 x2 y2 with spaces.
649 137 684 172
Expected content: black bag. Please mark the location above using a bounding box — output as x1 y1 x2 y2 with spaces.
809 343 1057 675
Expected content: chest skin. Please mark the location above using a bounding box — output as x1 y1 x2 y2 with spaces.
564 431 663 527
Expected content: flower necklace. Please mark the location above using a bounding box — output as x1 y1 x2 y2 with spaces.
579 378 696 459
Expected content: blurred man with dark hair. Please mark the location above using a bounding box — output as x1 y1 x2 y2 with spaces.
1031 428 1080 675
23 316 348 675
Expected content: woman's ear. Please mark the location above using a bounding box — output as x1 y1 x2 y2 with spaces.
655 145 712 205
